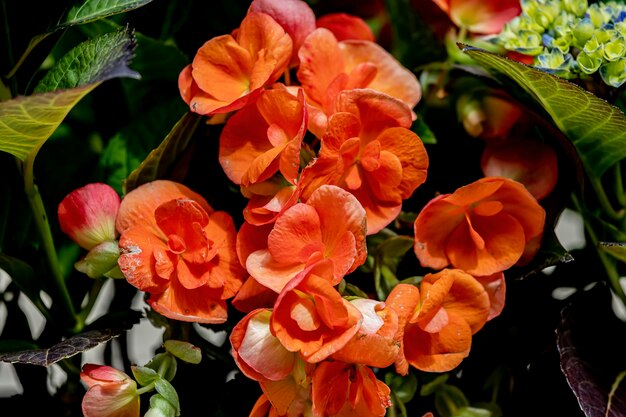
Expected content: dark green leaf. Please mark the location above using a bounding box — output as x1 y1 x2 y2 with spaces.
413 116 437 145
163 340 202 365
455 407 492 417
59 0 155 28
35 27 139 93
124 111 201 193
385 371 418 403
461 45 626 179
435 384 470 417
155 377 181 416
0 328 127 366
373 235 415 299
420 374 449 396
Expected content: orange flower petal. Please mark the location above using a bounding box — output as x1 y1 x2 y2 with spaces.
116 180 212 235
232 277 278 313
386 283 420 375
147 278 228 324
404 314 472 372
118 226 169 294
267 203 324 264
316 13 375 41
476 272 506 321
246 249 306 293
237 222 274 267
339 42 421 111
307 185 367 276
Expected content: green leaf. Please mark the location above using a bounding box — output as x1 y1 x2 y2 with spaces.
132 365 159 386
461 44 626 179
0 85 97 160
146 393 177 417
385 371 418 403
59 0 155 28
455 407 492 417
163 340 202 365
413 116 437 145
435 384 470 417
599 242 626 264
35 27 139 93
420 374 449 396
155 377 181 416
0 328 127 366
373 235 415 300
124 111 201 193
146 352 177 381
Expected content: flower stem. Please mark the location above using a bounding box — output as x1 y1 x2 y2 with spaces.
22 154 77 327
75 278 105 331
614 162 626 208
591 175 624 221
573 194 626 306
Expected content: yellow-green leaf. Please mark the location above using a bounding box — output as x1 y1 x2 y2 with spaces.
0 85 98 161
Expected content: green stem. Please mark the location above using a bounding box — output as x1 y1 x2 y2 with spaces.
573 194 626 305
75 278 105 331
137 382 156 395
22 154 77 326
614 162 626 208
591 175 624 221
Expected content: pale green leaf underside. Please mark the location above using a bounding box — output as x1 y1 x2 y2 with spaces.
462 45 626 179
60 0 154 28
0 85 98 160
35 27 139 93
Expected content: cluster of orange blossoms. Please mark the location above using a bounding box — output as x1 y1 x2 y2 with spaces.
58 1 549 416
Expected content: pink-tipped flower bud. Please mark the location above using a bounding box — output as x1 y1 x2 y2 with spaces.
58 183 120 250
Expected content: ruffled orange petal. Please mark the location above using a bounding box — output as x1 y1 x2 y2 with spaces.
476 272 506 321
267 203 324 264
306 185 367 276
386 283 420 375
446 212 526 276
147 278 228 324
116 180 212 235
232 277 278 313
404 314 472 372
246 249 306 293
237 221 274 267
334 89 413 134
316 13 375 41
297 28 345 108
118 226 169 294
248 0 316 66
339 42 421 110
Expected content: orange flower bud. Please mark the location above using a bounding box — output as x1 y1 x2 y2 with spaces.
80 364 139 417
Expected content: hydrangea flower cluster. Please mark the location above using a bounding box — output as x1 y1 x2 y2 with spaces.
497 0 626 86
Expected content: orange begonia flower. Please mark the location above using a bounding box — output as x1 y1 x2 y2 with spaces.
481 138 558 201
80 364 139 417
245 185 367 293
316 13 375 42
116 180 246 324
271 261 362 363
311 361 391 417
297 28 421 137
219 87 307 186
242 180 301 226
404 269 491 372
249 0 316 67
431 0 521 34
178 12 292 116
231 309 297 381
331 298 400 368
300 89 428 234
259 357 314 417
58 183 120 250
414 177 545 276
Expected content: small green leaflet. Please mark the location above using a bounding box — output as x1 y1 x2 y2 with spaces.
59 0 155 29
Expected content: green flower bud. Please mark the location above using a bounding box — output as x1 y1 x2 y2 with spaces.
74 240 121 279
603 37 626 61
576 50 603 73
573 17 595 48
505 30 545 55
599 58 626 87
561 0 588 17
587 4 609 28
583 36 604 57
526 1 561 28
537 49 576 78
615 21 626 38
